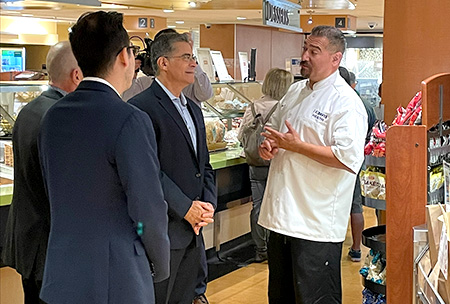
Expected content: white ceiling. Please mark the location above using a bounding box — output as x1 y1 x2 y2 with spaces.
0 0 384 32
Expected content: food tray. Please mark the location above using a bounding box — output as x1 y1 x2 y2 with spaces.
362 225 386 253
362 197 386 210
363 277 386 295
365 155 386 167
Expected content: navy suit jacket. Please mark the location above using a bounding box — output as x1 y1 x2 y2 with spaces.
2 88 62 281
38 81 170 304
129 80 217 250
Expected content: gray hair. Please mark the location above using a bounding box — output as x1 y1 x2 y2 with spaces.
311 25 346 54
150 33 190 75
262 68 294 101
46 41 78 82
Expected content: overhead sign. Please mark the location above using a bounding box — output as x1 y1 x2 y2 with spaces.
263 0 302 33
335 17 346 28
43 0 101 6
138 18 148 28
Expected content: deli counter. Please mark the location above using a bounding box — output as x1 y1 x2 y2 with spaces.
0 81 263 255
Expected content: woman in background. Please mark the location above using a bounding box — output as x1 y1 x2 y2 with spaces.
238 68 294 262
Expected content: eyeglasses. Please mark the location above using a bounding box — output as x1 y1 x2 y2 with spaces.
165 54 197 62
117 45 140 56
128 45 140 56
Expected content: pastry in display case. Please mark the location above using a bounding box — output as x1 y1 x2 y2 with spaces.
205 117 228 151
205 82 262 116
202 82 262 152
0 81 48 139
0 81 48 187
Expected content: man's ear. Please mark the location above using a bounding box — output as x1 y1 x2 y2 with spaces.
157 56 168 72
332 52 343 67
117 48 132 68
72 68 83 85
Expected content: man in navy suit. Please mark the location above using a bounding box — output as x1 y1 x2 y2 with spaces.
2 41 82 304
38 11 170 303
129 32 217 304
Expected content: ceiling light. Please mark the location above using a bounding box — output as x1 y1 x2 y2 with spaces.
188 1 196 7
175 20 184 24
163 5 175 13
306 10 314 25
236 16 247 20
21 14 34 17
167 25 176 28
101 3 129 9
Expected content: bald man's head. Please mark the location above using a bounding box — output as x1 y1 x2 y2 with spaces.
46 41 82 92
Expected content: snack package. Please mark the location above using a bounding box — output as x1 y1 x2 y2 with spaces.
374 293 387 304
362 288 377 304
360 249 380 278
360 167 386 200
392 91 422 126
429 165 444 192
364 120 388 156
366 252 386 284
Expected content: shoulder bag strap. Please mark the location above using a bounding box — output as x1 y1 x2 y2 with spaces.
251 102 257 117
263 102 279 124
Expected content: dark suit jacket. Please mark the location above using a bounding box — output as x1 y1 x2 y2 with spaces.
129 80 217 250
38 81 170 304
2 88 63 281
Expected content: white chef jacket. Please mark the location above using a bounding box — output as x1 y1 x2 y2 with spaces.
258 70 368 242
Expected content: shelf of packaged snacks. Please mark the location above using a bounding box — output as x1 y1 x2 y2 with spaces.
363 197 386 210
361 225 386 296
362 225 386 253
386 73 450 303
365 155 386 167
363 278 386 296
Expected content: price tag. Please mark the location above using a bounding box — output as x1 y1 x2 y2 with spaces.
438 223 448 279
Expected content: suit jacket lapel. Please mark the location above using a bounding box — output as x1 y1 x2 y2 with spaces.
153 82 198 158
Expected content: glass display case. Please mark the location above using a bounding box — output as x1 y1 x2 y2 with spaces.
0 81 48 209
205 81 262 117
0 81 49 139
202 81 262 152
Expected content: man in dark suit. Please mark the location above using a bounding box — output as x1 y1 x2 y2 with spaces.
37 11 170 303
129 32 217 304
2 40 82 304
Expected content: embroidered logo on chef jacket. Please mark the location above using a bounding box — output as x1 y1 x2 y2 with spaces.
311 109 328 122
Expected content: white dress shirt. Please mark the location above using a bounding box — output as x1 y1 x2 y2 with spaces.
82 77 121 97
258 70 368 242
155 78 197 155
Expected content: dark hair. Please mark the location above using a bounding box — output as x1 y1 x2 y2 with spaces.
135 53 145 62
150 33 190 76
311 25 346 54
69 11 129 77
338 66 351 86
154 28 177 40
349 71 356 85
